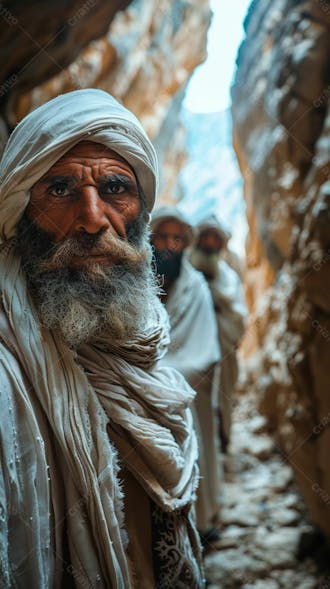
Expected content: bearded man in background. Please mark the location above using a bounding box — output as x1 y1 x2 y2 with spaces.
151 207 222 546
0 89 204 589
191 216 247 452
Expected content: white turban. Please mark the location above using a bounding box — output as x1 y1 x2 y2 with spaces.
0 88 159 243
150 205 194 245
197 214 231 243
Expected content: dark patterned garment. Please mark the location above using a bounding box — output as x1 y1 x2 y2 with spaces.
151 503 206 589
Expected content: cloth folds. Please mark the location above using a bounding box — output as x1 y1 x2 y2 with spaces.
159 256 222 533
207 260 246 447
0 242 199 588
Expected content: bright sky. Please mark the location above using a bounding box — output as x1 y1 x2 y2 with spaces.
184 0 251 112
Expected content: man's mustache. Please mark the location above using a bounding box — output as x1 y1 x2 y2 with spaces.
39 231 148 272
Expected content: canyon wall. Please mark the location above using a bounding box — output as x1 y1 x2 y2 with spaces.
0 0 211 200
232 0 330 535
0 0 132 127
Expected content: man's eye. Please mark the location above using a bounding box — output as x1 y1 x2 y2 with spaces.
49 184 70 197
102 182 125 195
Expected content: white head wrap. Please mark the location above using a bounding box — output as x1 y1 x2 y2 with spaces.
150 205 194 246
0 88 159 243
197 214 231 244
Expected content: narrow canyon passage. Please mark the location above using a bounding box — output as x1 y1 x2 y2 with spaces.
203 367 329 589
0 2 329 587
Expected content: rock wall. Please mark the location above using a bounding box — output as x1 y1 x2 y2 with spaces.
232 0 330 535
0 0 132 127
3 0 211 201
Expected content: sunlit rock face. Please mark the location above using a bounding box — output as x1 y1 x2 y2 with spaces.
0 0 132 127
9 0 211 200
232 0 330 535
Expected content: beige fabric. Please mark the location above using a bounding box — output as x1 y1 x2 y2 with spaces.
0 242 199 588
208 261 246 444
0 88 158 243
159 255 222 532
121 467 154 589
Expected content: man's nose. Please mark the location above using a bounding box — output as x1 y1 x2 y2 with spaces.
74 187 112 235
203 236 213 248
164 235 178 250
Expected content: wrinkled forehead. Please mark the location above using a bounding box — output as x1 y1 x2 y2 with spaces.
50 140 134 170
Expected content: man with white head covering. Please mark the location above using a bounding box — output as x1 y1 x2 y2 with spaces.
150 206 222 545
191 215 247 452
0 89 204 588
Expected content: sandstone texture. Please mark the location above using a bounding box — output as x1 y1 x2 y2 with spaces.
0 0 132 126
232 0 330 536
1 0 211 201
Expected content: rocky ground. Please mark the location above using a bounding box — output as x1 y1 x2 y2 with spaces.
203 386 330 589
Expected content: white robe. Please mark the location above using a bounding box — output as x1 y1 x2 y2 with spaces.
208 260 246 445
0 242 203 588
160 257 222 533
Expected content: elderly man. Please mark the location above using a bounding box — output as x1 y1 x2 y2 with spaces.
191 216 247 452
150 207 222 545
0 90 204 589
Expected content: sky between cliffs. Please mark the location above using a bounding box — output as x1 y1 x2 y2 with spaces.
184 0 251 113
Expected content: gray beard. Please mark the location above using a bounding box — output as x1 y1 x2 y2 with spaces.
190 248 219 280
15 214 160 349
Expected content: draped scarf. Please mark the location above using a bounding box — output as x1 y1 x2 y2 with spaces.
0 242 199 588
161 256 220 379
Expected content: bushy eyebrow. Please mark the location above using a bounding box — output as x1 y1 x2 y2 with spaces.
100 174 137 187
39 174 137 187
40 175 76 185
